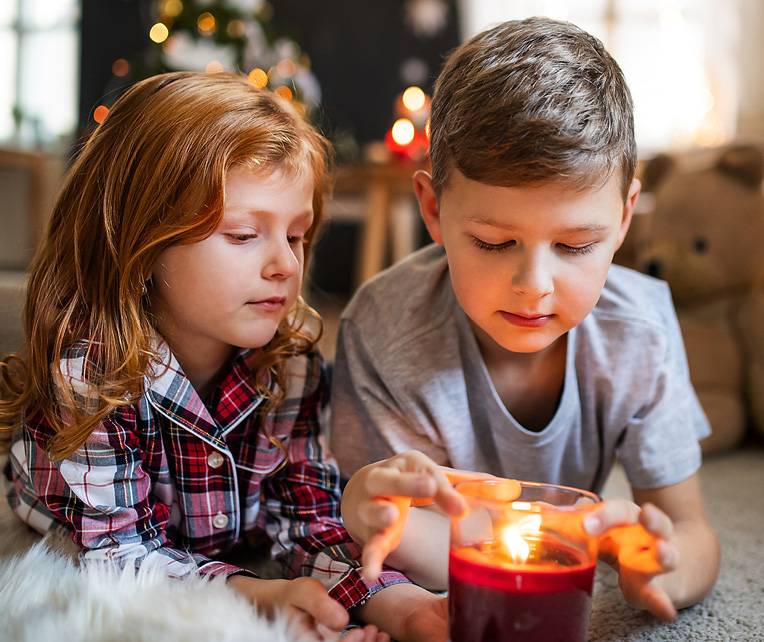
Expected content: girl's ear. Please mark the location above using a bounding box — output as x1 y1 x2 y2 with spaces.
413 170 444 245
615 178 641 251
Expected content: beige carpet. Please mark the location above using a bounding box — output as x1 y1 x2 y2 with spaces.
591 445 764 641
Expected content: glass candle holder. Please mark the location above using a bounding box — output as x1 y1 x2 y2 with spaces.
449 480 601 642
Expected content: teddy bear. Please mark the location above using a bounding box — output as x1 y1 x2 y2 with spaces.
638 144 764 454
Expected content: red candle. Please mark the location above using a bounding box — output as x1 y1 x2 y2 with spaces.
448 538 595 642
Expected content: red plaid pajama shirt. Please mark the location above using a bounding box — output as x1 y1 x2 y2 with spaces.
3 340 408 609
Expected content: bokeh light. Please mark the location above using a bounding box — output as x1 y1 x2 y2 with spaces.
163 0 183 18
149 23 170 43
391 118 415 146
197 12 215 35
248 68 268 89
93 105 109 124
402 86 426 112
227 19 245 38
112 59 129 77
274 85 293 101
276 59 296 79
206 60 223 73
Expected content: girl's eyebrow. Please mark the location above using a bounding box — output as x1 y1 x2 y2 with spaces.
225 208 314 223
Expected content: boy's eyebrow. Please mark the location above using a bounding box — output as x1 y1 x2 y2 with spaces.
465 215 610 234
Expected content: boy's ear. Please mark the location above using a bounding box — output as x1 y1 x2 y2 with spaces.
413 170 444 245
615 178 641 251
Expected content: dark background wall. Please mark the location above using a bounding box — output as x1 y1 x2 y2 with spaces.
79 0 461 143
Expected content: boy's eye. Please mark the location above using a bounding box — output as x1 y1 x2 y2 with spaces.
558 243 595 255
472 237 515 252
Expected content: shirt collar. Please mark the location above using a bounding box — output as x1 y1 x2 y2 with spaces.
146 339 267 440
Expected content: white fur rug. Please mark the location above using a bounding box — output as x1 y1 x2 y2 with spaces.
0 498 298 642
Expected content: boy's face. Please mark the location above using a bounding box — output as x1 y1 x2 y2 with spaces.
415 169 640 357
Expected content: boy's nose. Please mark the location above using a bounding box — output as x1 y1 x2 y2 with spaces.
512 254 554 297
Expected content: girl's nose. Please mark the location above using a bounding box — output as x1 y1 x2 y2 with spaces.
263 238 300 279
512 252 554 297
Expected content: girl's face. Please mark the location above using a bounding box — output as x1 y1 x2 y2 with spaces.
151 165 314 379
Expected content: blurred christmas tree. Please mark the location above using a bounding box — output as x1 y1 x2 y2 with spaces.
115 0 321 118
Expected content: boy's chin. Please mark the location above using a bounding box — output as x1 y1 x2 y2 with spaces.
472 321 566 357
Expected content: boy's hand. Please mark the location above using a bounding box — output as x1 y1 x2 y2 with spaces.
341 450 469 582
227 575 390 642
353 581 449 642
583 499 679 622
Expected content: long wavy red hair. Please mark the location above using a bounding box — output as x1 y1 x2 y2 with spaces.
0 71 330 460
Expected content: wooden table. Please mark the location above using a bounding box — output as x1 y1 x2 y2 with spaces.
333 161 427 287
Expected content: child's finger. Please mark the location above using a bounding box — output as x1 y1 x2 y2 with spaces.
289 578 349 632
583 498 640 536
357 497 400 530
340 624 382 642
629 580 677 622
361 533 390 582
639 502 673 539
366 467 438 500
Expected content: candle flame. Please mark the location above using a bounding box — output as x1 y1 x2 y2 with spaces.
501 512 542 563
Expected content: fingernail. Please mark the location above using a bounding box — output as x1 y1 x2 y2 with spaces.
583 515 602 535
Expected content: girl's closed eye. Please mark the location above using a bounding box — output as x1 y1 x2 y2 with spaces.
226 232 257 243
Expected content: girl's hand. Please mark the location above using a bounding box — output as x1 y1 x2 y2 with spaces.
341 450 468 582
227 575 390 641
584 499 679 621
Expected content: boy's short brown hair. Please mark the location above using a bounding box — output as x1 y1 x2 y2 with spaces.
428 17 637 200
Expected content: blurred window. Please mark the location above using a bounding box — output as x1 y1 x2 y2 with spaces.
457 0 732 153
0 0 80 146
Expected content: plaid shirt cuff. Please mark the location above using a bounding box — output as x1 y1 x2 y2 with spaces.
198 560 258 579
328 567 411 611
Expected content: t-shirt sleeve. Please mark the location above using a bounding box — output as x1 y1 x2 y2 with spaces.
616 286 711 489
329 317 449 480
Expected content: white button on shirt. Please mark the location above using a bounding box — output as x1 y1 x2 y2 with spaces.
212 513 229 529
207 451 225 469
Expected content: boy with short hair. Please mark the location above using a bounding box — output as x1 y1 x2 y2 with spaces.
333 16 719 626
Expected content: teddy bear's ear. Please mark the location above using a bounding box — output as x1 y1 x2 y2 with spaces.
640 153 675 193
716 145 764 188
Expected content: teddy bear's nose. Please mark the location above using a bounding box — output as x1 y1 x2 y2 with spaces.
646 259 663 279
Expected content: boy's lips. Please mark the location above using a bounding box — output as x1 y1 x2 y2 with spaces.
500 311 553 328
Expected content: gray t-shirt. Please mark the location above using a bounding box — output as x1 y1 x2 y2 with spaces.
330 244 709 494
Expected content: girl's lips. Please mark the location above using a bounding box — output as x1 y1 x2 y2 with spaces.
249 297 286 311
500 311 553 328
